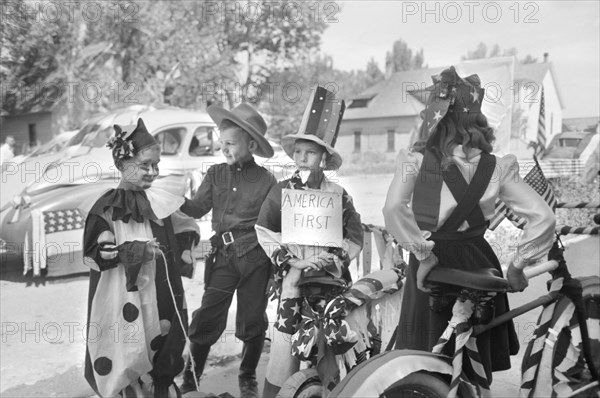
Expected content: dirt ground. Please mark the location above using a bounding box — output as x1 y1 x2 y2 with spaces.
1 174 598 397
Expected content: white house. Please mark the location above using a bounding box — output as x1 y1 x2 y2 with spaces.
338 59 564 161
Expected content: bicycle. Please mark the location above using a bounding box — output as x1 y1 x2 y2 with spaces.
329 238 600 398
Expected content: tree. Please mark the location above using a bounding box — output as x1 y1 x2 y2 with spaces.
203 0 331 108
1 0 332 130
461 42 538 64
385 39 426 73
259 53 373 141
365 57 385 86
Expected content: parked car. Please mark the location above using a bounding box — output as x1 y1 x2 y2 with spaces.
9 130 78 166
0 106 293 276
0 106 153 210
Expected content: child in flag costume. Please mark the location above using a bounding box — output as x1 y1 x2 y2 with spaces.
83 118 199 397
383 66 556 383
256 86 363 397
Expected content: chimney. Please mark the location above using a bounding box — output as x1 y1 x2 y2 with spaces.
543 52 549 63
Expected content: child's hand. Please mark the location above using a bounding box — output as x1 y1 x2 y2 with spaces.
180 249 194 264
288 258 320 272
506 262 528 292
314 251 335 269
143 239 160 261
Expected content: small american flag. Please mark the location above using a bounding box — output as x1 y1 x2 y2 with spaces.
25 208 86 276
489 156 556 230
43 209 85 234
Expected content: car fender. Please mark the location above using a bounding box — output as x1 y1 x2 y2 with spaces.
329 349 454 397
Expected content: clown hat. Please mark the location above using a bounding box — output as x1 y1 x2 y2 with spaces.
282 86 346 170
108 118 157 159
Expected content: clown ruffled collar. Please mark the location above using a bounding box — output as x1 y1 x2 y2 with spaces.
89 187 184 222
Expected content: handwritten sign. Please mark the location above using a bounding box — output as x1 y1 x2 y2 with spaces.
281 188 343 247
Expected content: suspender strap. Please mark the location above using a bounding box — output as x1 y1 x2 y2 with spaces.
439 153 496 232
413 150 443 231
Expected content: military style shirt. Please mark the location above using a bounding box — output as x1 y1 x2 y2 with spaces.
180 158 276 255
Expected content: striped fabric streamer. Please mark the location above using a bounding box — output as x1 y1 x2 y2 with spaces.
531 299 576 397
555 201 600 209
547 301 578 398
520 278 564 397
430 299 490 398
556 225 600 236
465 338 491 397
447 323 471 398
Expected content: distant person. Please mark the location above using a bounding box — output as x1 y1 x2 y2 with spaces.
0 135 16 167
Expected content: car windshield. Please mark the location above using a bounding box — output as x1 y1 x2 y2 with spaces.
189 126 216 156
28 137 65 157
81 125 113 148
156 127 186 155
67 123 101 146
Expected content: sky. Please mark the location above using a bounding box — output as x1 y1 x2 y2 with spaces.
319 1 600 118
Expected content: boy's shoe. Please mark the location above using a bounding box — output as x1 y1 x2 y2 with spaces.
239 378 259 398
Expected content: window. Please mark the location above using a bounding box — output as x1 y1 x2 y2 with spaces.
354 131 361 153
387 129 395 152
189 126 216 156
28 124 37 147
155 128 185 155
559 138 581 148
348 94 377 109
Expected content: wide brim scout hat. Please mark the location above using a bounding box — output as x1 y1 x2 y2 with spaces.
419 66 485 139
208 103 274 158
282 86 346 170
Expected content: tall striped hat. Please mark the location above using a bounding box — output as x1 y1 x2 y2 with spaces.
282 86 346 170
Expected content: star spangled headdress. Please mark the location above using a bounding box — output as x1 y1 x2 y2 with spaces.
420 66 485 136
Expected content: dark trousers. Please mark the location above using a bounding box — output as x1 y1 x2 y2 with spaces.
186 244 270 382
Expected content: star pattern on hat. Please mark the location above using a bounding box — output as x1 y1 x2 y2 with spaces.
471 89 480 103
433 110 443 122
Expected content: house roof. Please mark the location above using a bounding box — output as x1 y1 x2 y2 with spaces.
514 62 565 108
563 116 599 131
344 67 445 120
346 61 565 121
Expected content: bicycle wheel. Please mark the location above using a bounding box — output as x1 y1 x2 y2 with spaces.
381 371 450 398
577 276 600 396
276 368 322 398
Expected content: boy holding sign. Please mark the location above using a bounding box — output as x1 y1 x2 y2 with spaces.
255 86 363 398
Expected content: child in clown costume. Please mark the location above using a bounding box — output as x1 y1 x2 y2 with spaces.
83 119 199 397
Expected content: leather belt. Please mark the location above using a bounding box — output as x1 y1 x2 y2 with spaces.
217 228 255 246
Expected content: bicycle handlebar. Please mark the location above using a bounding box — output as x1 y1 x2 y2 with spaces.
523 259 559 280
